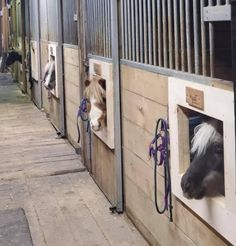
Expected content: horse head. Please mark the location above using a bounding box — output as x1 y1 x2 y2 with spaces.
84 76 106 131
181 120 224 199
6 51 22 66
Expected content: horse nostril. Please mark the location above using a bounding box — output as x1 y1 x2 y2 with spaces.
185 181 191 191
181 177 192 193
91 122 101 131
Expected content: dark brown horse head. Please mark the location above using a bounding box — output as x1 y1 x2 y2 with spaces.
181 120 224 199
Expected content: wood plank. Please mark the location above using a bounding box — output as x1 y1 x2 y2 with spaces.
65 79 80 106
63 47 79 66
65 97 78 125
121 64 168 106
124 148 228 246
122 117 153 168
122 89 167 134
64 63 80 86
92 135 117 205
0 77 83 180
66 115 80 147
69 172 148 246
125 176 196 246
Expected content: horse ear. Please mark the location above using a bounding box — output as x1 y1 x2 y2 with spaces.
84 79 90 87
98 78 106 90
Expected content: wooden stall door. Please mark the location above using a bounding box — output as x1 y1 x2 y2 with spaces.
78 0 118 207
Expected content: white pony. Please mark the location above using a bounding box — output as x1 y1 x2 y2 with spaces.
84 75 106 131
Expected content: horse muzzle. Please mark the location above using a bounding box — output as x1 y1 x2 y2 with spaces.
90 121 101 131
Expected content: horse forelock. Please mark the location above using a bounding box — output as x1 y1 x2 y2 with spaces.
84 77 106 105
191 122 223 157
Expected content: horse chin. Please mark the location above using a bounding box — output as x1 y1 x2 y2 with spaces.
92 125 101 131
183 192 193 200
183 188 205 200
193 191 205 200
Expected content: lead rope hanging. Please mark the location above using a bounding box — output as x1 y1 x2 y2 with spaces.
77 98 90 143
149 118 173 222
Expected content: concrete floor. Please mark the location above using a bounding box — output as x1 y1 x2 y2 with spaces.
0 74 148 246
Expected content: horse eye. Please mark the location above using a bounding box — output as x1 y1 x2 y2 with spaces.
215 147 223 154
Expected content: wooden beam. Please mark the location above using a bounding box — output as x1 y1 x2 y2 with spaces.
2 1 9 52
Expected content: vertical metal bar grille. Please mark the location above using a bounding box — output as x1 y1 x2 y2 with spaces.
193 0 200 74
168 0 174 69
131 0 135 61
208 0 215 77
180 0 186 71
162 0 168 67
185 0 192 73
85 0 112 58
139 0 144 63
173 0 179 70
157 0 163 66
152 0 157 66
120 0 232 80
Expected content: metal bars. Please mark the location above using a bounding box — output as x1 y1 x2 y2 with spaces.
85 0 111 58
120 0 232 79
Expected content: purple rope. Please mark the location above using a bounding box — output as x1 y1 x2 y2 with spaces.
149 118 173 222
77 98 90 143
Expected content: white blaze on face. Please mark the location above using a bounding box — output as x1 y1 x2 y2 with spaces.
89 96 103 131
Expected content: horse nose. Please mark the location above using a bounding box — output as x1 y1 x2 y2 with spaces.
181 177 192 193
91 121 101 131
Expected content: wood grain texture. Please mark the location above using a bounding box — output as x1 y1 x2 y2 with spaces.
121 64 168 106
91 135 117 205
0 74 147 245
121 65 229 245
63 47 79 66
63 47 80 146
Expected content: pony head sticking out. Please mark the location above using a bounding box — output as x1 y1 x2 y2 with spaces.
181 119 224 199
6 50 22 66
43 55 55 90
84 75 106 131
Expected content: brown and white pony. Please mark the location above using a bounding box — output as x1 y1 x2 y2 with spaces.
84 75 106 131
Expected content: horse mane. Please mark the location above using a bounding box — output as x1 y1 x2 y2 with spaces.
191 121 223 156
84 76 106 104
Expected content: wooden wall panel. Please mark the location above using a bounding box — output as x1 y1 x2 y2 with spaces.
64 63 79 84
124 148 227 246
91 136 117 205
122 89 167 135
121 65 168 106
121 65 228 245
125 177 195 246
49 97 60 131
63 47 80 146
63 48 79 66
